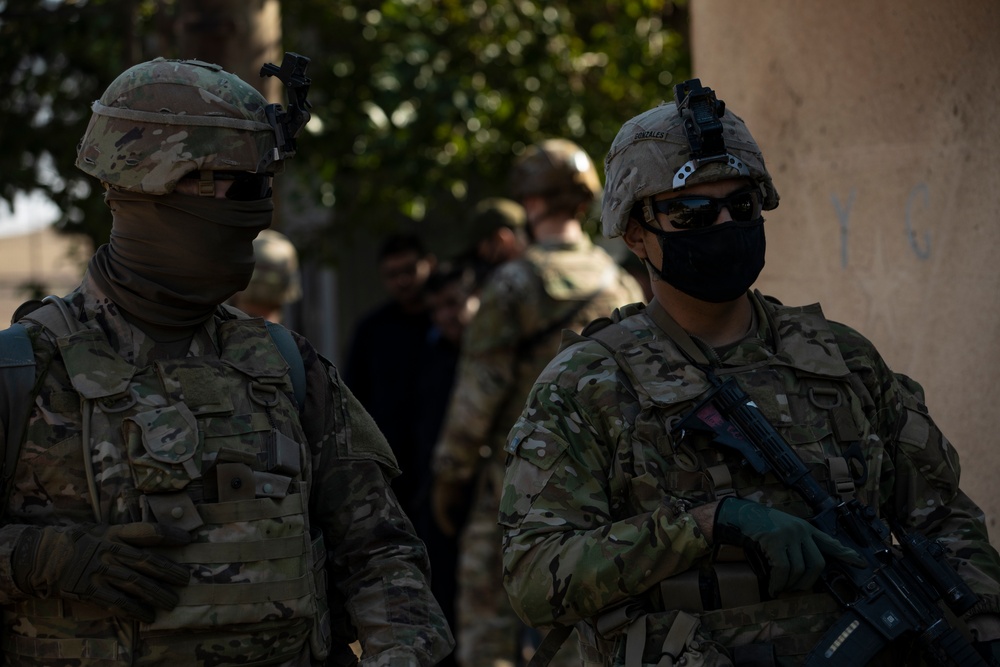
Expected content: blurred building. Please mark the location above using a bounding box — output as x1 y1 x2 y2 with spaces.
692 0 1000 537
0 226 91 324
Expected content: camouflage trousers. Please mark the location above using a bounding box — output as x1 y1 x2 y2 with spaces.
457 462 580 667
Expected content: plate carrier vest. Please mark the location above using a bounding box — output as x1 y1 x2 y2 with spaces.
3 297 330 666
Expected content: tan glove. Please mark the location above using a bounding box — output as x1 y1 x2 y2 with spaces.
432 476 470 538
12 522 192 623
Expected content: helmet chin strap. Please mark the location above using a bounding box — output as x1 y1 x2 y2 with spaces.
198 169 215 197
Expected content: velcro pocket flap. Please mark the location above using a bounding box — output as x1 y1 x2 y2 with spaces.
505 418 564 471
125 403 201 491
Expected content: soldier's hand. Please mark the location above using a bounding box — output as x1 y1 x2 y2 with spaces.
713 498 865 596
432 477 468 537
12 522 192 623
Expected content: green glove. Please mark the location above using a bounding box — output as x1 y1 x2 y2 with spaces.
12 522 192 623
714 497 865 596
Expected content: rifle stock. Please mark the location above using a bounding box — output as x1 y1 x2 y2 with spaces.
673 376 990 666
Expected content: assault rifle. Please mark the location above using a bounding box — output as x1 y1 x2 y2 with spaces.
672 375 992 666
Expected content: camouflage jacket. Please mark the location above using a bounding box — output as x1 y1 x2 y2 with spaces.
0 273 454 667
500 292 1000 665
432 236 644 487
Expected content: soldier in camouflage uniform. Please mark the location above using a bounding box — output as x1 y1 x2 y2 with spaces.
0 58 453 666
230 229 302 323
500 80 1000 666
463 197 529 287
431 139 645 667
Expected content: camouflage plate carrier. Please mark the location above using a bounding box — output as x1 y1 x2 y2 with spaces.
510 292 917 667
4 297 330 666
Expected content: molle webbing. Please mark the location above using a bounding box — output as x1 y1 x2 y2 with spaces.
2 634 121 662
4 303 325 665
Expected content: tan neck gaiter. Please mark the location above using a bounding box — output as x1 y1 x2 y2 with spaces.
89 189 273 334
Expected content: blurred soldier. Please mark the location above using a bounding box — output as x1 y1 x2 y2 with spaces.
464 197 529 285
0 57 453 665
500 81 1000 666
431 139 645 667
229 228 302 323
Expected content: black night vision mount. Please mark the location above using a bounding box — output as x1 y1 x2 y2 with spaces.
260 52 313 162
674 78 728 163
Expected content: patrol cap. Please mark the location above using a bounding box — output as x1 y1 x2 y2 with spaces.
601 82 778 238
242 229 302 306
468 197 526 239
76 58 282 195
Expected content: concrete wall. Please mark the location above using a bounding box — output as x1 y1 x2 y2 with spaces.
690 2 1000 538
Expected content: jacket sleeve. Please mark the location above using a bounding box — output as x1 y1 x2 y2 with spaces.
498 341 711 627
297 336 454 666
832 322 1000 614
432 276 520 483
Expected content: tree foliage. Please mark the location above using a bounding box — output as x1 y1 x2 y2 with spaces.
282 0 689 260
0 0 174 248
0 0 689 260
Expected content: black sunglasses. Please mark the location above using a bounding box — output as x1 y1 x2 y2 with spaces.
216 171 273 201
648 188 762 230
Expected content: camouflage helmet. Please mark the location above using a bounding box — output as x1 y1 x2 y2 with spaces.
509 138 601 214
76 58 282 194
241 230 301 306
601 79 779 238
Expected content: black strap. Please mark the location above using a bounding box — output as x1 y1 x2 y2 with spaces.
525 625 574 667
0 324 37 494
220 304 307 411
265 321 306 410
645 298 713 367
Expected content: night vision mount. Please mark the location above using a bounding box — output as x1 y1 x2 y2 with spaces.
671 78 748 188
259 52 312 170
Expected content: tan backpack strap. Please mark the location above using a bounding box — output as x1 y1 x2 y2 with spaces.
658 611 701 667
826 456 856 502
623 614 649 667
705 464 736 499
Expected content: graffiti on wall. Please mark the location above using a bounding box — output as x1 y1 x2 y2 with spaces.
831 184 932 268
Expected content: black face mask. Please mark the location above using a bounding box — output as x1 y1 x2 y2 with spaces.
645 218 766 302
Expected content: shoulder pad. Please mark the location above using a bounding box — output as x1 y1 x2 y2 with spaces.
581 316 613 337
580 302 647 337
10 299 45 325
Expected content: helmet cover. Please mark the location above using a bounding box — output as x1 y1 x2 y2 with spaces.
509 138 602 214
241 229 301 306
76 58 281 194
468 197 526 238
601 84 778 238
